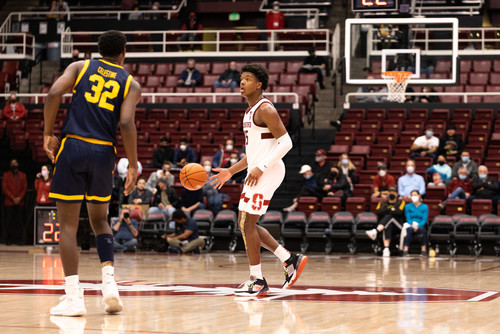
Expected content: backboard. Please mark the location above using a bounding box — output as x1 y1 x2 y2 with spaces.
345 17 459 85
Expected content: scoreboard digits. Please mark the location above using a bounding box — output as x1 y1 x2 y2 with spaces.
35 207 61 246
352 0 398 12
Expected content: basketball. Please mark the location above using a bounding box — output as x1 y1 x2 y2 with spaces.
179 163 207 191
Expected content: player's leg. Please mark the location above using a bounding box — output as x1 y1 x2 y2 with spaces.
87 202 123 314
50 201 87 316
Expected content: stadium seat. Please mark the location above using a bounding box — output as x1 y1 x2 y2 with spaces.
331 211 356 254
259 211 283 239
281 212 307 250
471 199 493 217
426 185 447 200
445 199 467 216
428 215 455 255
346 108 365 120
305 212 332 253
453 214 480 256
477 214 500 256
472 60 492 73
345 197 367 217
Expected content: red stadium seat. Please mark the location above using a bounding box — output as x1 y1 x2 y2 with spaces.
472 60 492 73
445 199 466 216
155 63 170 76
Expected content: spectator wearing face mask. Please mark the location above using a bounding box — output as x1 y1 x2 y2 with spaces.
177 59 202 87
467 165 500 211
213 61 240 92
152 137 174 169
284 164 323 212
173 137 197 168
311 149 332 182
439 167 472 210
35 165 53 206
417 86 439 103
426 155 452 186
320 165 352 202
2 93 27 120
451 150 478 179
337 153 356 186
223 152 246 184
438 124 463 159
372 163 396 198
146 160 174 193
212 139 238 168
365 186 406 257
402 190 428 256
202 159 229 214
178 12 204 51
2 159 27 245
410 126 439 162
266 0 285 48
398 160 426 198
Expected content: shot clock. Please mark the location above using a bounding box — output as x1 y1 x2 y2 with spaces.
352 0 398 12
34 206 60 246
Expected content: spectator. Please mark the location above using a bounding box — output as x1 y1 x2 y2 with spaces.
177 59 202 87
128 176 153 205
149 178 179 219
212 139 238 168
372 163 396 198
337 153 356 186
439 167 472 209
299 47 328 89
150 1 162 20
365 186 406 257
321 165 352 202
2 93 26 120
180 186 205 217
213 61 240 92
451 150 478 179
398 160 426 197
2 159 27 245
112 207 139 252
438 124 463 159
410 126 439 161
266 1 285 50
402 190 428 256
426 155 452 185
173 137 197 167
146 161 174 193
35 165 53 206
114 158 143 205
223 151 246 184
47 1 59 19
56 0 70 20
467 165 500 210
178 12 204 51
284 164 323 212
128 5 142 20
162 210 205 253
418 86 439 103
152 136 174 169
202 159 229 214
312 149 332 182
356 76 382 103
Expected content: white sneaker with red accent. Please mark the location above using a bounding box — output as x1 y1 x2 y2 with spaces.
234 276 270 296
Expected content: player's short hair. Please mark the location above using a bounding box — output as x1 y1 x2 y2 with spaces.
98 30 127 58
241 64 268 91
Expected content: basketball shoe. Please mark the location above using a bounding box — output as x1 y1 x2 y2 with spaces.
102 273 123 314
282 253 308 289
234 276 270 296
50 287 87 316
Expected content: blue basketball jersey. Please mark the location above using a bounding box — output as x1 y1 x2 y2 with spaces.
62 59 133 145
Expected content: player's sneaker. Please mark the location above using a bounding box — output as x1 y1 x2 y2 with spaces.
282 253 308 289
365 229 377 241
234 276 270 296
50 288 87 316
383 247 391 257
102 278 123 314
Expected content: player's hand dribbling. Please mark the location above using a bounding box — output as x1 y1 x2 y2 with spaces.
43 135 60 164
245 167 263 187
210 168 232 190
124 166 137 196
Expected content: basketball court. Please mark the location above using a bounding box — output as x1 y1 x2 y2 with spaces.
1 247 500 333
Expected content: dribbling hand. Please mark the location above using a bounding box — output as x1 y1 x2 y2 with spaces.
210 168 232 190
124 167 137 196
43 135 60 164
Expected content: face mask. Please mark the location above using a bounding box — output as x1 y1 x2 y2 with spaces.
160 144 168 149
411 195 419 204
9 99 15 103
11 165 18 171
226 145 233 151
305 174 312 180
230 158 238 164
379 170 386 177
41 170 48 178
273 6 279 11
330 171 338 178
388 193 396 200
426 131 433 138
180 145 187 151
459 174 467 180
479 174 487 179
438 161 445 166
315 156 323 162
341 158 349 165
204 165 212 173
406 166 415 174
462 156 469 163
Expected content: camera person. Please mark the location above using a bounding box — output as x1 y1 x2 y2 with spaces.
112 207 139 252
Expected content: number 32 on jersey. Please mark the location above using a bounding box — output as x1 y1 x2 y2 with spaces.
84 74 120 111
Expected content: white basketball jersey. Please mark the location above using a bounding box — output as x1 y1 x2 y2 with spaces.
242 98 280 170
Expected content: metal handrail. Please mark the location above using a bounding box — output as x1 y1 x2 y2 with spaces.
0 33 35 60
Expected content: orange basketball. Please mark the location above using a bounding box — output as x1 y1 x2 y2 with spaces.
179 163 208 191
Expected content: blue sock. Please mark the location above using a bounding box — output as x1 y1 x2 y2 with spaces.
96 234 114 263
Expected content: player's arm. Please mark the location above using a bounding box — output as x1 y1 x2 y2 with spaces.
210 155 248 190
43 61 83 162
120 79 141 196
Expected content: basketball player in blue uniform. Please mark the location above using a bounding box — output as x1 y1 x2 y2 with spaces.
43 30 141 316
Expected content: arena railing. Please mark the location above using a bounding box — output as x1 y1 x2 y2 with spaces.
413 0 484 16
0 33 35 60
259 0 321 28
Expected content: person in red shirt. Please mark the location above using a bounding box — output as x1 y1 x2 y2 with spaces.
35 165 53 206
2 159 27 245
439 167 472 209
372 163 396 198
2 93 27 120
178 12 204 51
266 1 285 50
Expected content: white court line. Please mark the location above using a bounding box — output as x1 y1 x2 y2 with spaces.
468 291 498 302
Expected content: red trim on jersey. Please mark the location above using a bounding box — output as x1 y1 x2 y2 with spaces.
252 100 274 128
261 132 274 139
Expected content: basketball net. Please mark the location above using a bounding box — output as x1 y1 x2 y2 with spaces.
381 71 412 103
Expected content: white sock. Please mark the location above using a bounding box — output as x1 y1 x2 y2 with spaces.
65 275 80 294
249 264 263 279
273 245 291 263
102 265 115 281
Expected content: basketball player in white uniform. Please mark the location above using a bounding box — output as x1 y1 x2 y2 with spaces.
210 64 307 296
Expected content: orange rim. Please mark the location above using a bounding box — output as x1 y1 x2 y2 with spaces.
381 71 413 84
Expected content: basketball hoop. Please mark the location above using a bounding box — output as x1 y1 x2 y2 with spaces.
381 71 412 103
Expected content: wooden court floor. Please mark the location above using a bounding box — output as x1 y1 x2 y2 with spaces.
1 246 500 333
